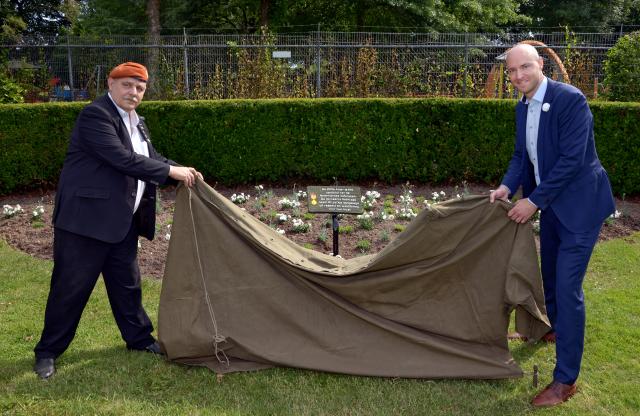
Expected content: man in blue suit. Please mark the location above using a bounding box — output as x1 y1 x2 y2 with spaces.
490 44 615 407
33 62 202 379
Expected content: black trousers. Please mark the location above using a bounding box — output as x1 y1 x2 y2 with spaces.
34 219 155 359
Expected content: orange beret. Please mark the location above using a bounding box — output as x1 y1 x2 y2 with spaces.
108 62 148 82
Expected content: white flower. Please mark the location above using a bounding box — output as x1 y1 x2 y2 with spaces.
231 193 250 204
278 197 300 209
610 210 622 219
164 233 171 241
277 213 289 223
431 191 446 202
542 103 550 112
397 207 417 220
291 218 310 233
31 205 45 220
357 212 372 220
276 228 285 235
3 204 24 218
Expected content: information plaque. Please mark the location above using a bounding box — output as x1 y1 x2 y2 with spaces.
306 186 363 214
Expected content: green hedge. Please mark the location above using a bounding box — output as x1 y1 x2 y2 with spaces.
1 98 639 196
0 102 81 193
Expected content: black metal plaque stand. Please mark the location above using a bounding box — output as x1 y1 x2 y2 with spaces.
332 213 339 256
307 184 362 257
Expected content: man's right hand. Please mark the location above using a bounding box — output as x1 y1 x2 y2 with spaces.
169 166 202 188
489 185 510 203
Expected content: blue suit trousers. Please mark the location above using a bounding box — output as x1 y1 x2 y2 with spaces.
539 208 602 384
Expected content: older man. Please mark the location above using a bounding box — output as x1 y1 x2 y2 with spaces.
33 62 201 379
490 44 615 407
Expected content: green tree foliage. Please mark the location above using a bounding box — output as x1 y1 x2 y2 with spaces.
0 1 26 41
603 31 640 101
519 0 639 30
72 0 530 35
0 1 26 102
0 74 24 103
70 0 147 35
162 0 265 33
266 0 530 32
0 0 70 38
621 0 640 25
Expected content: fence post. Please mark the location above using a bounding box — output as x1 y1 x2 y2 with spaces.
66 35 74 98
316 24 321 98
96 65 101 96
462 33 469 98
183 27 190 98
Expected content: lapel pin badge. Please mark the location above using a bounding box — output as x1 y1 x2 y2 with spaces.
542 103 550 112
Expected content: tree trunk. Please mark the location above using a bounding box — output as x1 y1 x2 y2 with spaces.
260 0 270 28
146 0 161 96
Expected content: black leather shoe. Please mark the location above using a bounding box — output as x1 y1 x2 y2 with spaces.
34 358 55 379
129 341 164 355
143 341 163 355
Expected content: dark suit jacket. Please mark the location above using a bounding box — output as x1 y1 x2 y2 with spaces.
501 78 615 233
53 94 175 243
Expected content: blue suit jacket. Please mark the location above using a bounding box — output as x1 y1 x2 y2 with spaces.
53 94 175 243
501 78 615 233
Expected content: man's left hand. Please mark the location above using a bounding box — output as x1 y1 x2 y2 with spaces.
507 199 537 224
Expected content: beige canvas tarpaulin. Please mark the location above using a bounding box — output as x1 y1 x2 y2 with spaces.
158 180 550 379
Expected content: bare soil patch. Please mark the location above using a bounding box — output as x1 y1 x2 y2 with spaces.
2 182 639 279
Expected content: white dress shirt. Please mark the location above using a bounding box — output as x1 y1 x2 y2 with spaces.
525 76 548 186
108 93 149 213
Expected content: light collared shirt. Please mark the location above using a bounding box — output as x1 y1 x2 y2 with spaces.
108 93 149 213
524 76 548 186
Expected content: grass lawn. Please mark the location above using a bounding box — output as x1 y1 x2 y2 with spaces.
1 234 639 416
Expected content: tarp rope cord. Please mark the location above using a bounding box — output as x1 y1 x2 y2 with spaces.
188 187 230 366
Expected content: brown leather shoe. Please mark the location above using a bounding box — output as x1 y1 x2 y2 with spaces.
541 332 556 343
531 381 577 407
507 331 556 343
507 331 528 341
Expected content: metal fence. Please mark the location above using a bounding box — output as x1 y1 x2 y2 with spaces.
3 30 633 102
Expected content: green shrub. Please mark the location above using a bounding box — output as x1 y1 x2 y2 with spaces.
0 98 639 195
0 102 81 193
591 101 640 194
317 229 328 243
356 239 371 253
0 75 24 104
603 31 640 102
338 225 354 234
